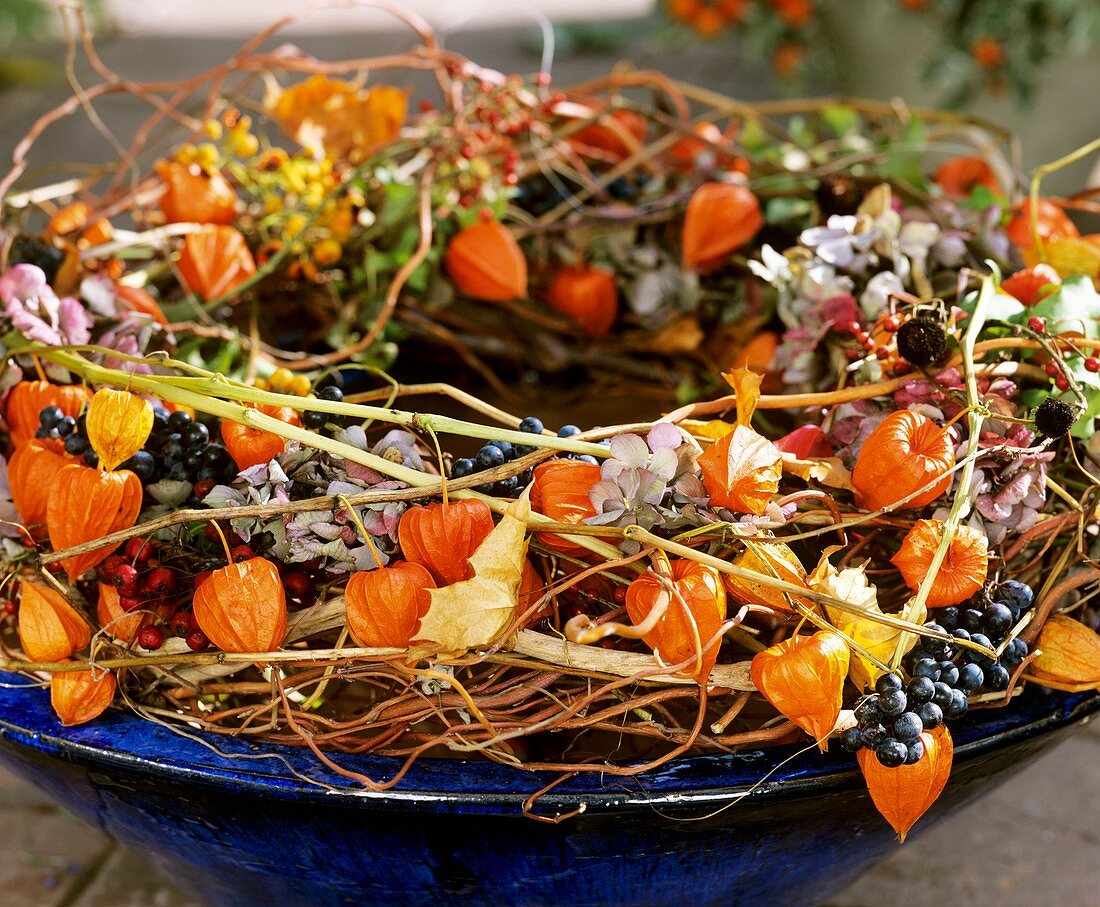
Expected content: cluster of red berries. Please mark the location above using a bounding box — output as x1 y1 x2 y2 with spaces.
99 538 207 653
1028 316 1100 391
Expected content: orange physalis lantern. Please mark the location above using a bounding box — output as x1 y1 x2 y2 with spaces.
45 201 112 246
177 226 257 302
1004 198 1078 251
5 380 88 447
565 100 648 162
681 182 763 270
444 221 528 301
625 556 727 681
1000 264 1061 306
517 557 547 619
724 542 812 613
18 581 91 662
96 583 149 644
192 557 287 653
47 465 143 581
546 264 618 338
50 664 117 726
751 631 850 749
932 156 1001 199
697 424 782 515
529 459 601 554
85 388 154 472
1030 615 1100 689
344 561 436 648
852 411 954 512
8 439 74 539
114 284 169 325
220 404 300 471
858 724 953 841
892 520 989 607
667 121 746 175
398 499 495 586
155 160 238 225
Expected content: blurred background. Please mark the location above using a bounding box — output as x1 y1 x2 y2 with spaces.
0 2 1098 905
1 0 1099 189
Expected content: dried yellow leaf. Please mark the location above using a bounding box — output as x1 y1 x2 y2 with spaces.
85 388 153 472
721 366 762 427
780 453 854 491
412 489 530 655
811 555 924 690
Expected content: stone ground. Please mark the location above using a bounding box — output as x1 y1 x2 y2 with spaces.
2 718 1098 905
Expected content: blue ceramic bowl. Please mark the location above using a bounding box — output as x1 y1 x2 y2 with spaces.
0 674 1095 907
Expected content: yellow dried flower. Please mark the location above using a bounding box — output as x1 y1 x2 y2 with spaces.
85 388 153 471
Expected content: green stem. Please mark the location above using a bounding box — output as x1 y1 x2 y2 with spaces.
888 276 993 670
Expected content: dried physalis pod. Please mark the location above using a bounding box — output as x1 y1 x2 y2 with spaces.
723 541 811 613
220 404 300 471
398 499 495 586
18 581 91 662
681 182 763 271
852 410 954 512
546 264 618 338
751 631 850 749
529 460 601 555
345 561 436 648
85 388 154 471
1030 615 1100 689
177 225 257 302
858 725 954 842
155 160 238 225
444 221 527 301
192 557 287 653
46 465 143 581
892 520 989 607
625 555 727 682
50 664 116 727
8 439 74 539
697 425 782 515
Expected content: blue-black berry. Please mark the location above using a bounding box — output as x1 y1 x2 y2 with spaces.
876 738 908 768
519 416 544 434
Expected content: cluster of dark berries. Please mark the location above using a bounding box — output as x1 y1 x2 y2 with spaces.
98 538 208 652
843 581 1035 767
301 385 345 431
40 403 236 493
843 672 940 766
9 236 64 283
451 416 597 495
1033 397 1077 439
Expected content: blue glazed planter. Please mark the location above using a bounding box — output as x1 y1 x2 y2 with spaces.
0 674 1095 907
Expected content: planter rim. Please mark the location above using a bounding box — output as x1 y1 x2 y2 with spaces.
0 672 1095 813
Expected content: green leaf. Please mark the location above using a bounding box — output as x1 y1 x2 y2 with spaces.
878 118 927 190
961 286 1025 322
1010 276 1100 339
820 105 860 139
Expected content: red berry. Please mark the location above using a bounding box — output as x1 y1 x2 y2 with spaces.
99 555 126 582
115 564 140 593
119 595 143 613
144 566 177 597
125 537 154 564
186 630 208 651
1028 316 1047 333
193 478 216 500
1055 373 1071 391
230 545 254 563
3 600 17 615
137 626 165 650
281 571 311 598
1045 360 1061 378
875 346 890 360
204 522 227 545
417 99 434 113
195 570 213 590
1085 356 1100 373
883 316 900 333
169 610 193 637
612 586 627 605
